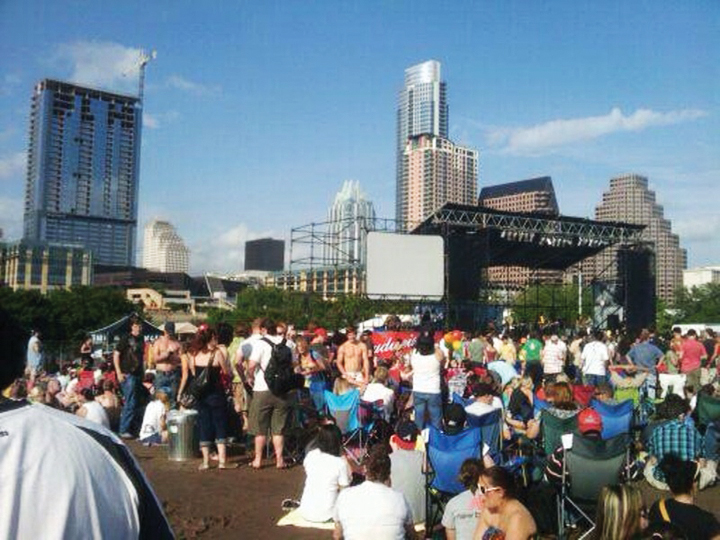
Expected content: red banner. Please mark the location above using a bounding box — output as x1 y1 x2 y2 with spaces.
370 331 445 360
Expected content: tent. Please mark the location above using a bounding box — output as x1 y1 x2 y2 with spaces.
159 321 198 335
89 312 162 350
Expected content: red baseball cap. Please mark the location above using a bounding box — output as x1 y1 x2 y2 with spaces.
578 408 603 435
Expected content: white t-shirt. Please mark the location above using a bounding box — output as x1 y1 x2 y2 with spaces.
362 383 395 421
250 335 281 392
581 341 609 376
139 400 166 440
409 351 441 394
298 448 350 522
441 489 480 540
0 400 173 539
390 449 426 523
334 480 414 540
80 400 110 429
465 396 503 418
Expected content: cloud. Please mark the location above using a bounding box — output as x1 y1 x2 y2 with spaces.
188 223 277 274
166 74 221 96
1 73 22 96
142 110 180 130
0 152 26 180
487 107 707 155
0 196 24 240
674 215 720 244
54 41 146 94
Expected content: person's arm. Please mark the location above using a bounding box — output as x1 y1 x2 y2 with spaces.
113 349 124 384
445 528 456 540
178 354 189 397
217 348 231 375
473 510 489 540
361 343 370 382
333 522 343 540
337 344 347 377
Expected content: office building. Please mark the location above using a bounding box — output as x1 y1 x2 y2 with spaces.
142 219 190 273
0 240 93 292
478 177 563 288
683 266 720 289
23 79 141 266
323 180 376 267
589 174 686 303
245 238 284 271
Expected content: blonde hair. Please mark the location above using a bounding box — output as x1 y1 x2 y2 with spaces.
373 366 389 385
333 377 352 396
595 484 644 540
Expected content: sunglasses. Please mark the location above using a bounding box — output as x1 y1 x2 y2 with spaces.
478 485 502 495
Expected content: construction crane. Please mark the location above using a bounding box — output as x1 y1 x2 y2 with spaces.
123 49 157 105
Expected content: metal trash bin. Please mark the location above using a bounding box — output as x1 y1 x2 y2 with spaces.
167 409 200 461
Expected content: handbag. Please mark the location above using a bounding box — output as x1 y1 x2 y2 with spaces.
180 351 216 408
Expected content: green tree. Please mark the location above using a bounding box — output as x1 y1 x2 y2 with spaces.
673 283 720 323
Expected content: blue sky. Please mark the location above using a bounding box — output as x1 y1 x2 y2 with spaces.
1 1 718 273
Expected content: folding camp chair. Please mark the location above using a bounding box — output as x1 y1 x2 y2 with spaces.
533 396 549 417
590 398 634 440
324 389 364 463
658 373 687 399
697 392 720 428
424 426 482 536
466 407 503 457
541 411 579 457
558 433 630 540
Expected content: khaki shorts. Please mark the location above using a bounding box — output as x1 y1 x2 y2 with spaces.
248 390 290 436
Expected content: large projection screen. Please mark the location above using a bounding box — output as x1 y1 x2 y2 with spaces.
366 232 444 299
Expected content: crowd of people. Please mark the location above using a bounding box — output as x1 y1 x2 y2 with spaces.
5 315 720 539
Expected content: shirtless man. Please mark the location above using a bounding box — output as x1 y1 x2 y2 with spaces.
153 322 182 405
336 327 369 386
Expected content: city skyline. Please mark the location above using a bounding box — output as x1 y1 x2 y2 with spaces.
0 1 717 274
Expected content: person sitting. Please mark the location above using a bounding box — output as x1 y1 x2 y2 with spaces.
648 454 720 540
76 387 110 429
96 379 122 432
442 458 486 540
645 393 717 490
465 382 503 418
362 366 395 422
545 407 603 486
138 388 170 446
473 466 537 540
594 484 647 540
540 381 580 420
389 420 425 524
506 376 540 439
298 424 351 523
594 381 618 405
333 445 416 540
443 403 468 436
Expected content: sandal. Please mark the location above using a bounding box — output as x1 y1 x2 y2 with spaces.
198 462 211 471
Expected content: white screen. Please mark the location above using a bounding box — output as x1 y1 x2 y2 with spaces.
366 232 444 299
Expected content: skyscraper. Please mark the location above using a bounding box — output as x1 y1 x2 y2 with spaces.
142 219 190 273
396 61 477 230
23 79 141 266
323 180 376 267
589 174 686 302
245 238 284 271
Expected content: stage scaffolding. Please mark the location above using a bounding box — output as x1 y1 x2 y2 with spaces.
283 204 647 329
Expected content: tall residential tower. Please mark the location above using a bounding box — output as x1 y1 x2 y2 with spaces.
23 79 142 266
396 61 477 230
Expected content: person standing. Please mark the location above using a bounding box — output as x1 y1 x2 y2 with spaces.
113 317 145 438
337 326 370 387
581 331 610 387
407 331 444 430
541 334 565 383
679 329 707 390
153 322 182 406
247 318 290 469
26 330 43 383
627 329 663 399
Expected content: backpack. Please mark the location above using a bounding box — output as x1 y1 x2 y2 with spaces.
261 337 303 396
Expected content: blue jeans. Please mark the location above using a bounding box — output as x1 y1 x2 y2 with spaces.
154 368 181 407
583 374 607 387
413 391 442 430
705 421 720 462
119 374 140 435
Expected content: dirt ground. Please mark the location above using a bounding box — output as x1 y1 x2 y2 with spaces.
132 441 720 539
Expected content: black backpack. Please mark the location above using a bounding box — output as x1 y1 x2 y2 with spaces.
261 337 303 396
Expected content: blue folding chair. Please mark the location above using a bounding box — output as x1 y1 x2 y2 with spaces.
534 396 549 417
324 389 364 461
451 392 472 407
467 407 503 458
425 426 482 535
590 399 634 440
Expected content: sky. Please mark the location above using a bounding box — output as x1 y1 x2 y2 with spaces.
0 1 718 274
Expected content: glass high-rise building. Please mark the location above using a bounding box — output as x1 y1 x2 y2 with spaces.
396 60 448 226
23 79 142 266
323 180 376 267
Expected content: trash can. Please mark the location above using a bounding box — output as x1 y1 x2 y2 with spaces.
167 409 200 461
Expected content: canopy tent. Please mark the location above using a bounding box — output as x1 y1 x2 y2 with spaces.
89 312 162 350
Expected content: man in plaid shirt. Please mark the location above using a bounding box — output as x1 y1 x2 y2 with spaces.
645 394 717 490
